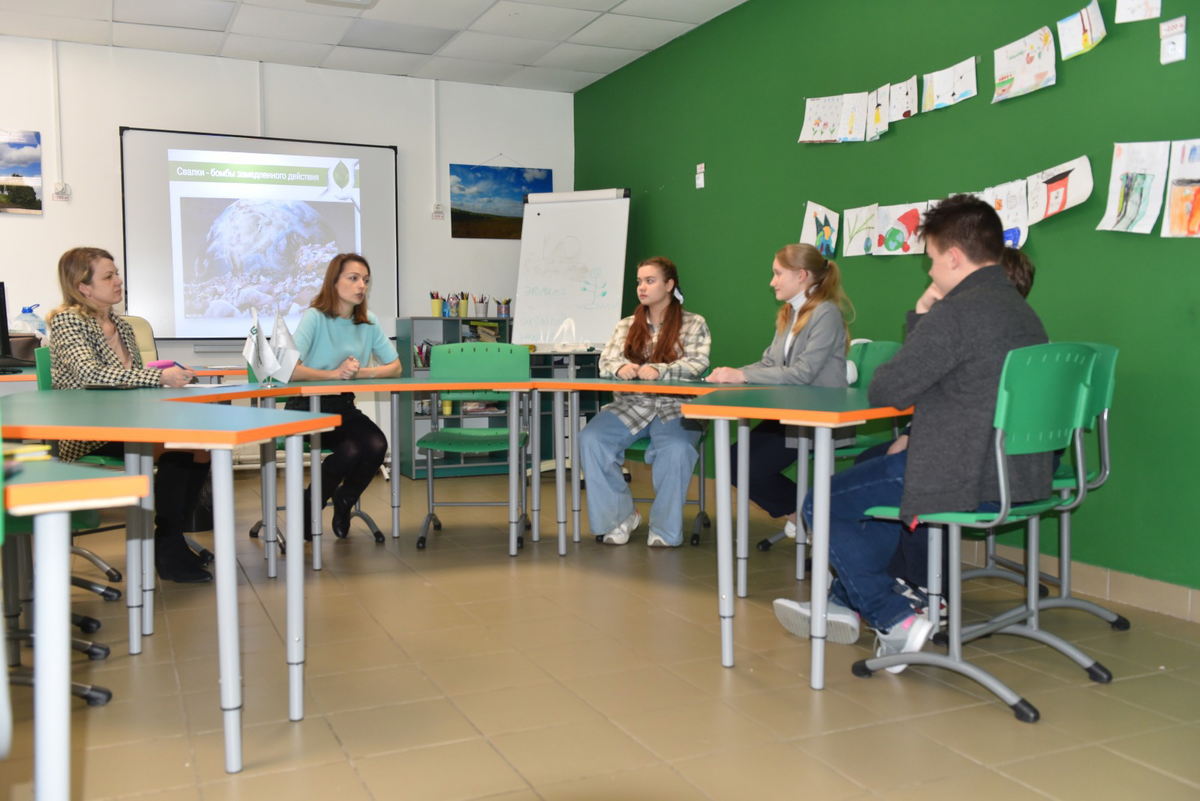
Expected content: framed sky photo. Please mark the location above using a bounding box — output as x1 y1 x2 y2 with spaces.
0 130 43 215
449 163 552 239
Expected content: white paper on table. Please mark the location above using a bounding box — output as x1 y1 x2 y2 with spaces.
888 76 918 122
799 202 841 257
1058 1 1108 60
921 57 977 112
874 203 927 255
1096 141 1170 234
1027 155 1094 224
1115 0 1161 24
988 179 1029 248
799 95 844 143
842 204 878 257
837 92 868 142
1160 139 1200 238
866 84 890 141
992 26 1057 103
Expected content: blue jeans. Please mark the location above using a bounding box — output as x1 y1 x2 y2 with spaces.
579 410 702 546
802 450 915 632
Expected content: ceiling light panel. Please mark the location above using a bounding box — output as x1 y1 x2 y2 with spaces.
471 1 599 41
342 18 457 54
113 0 235 32
570 13 692 50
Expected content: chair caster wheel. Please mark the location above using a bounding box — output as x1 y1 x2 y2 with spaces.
932 632 948 647
690 533 700 546
105 568 123 582
416 536 427 550
1087 662 1113 683
372 531 385 543
433 521 442 531
1111 615 1130 631
76 616 102 635
249 522 262 539
517 536 524 549
1011 699 1039 723
596 535 605 543
1038 583 1050 599
851 660 874 678
86 644 110 661
84 688 113 707
100 588 122 602
757 538 773 552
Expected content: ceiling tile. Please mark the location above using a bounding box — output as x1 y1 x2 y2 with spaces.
112 22 224 55
438 31 557 65
221 33 333 66
341 18 457 54
611 0 748 25
361 0 493 29
414 56 521 85
501 65 604 92
321 45 431 75
470 1 598 41
0 0 109 20
533 41 643 72
570 13 692 50
0 10 109 44
113 0 235 32
516 0 622 10
246 0 367 17
230 5 352 44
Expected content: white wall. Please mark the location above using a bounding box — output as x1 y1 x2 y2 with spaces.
2 35 575 353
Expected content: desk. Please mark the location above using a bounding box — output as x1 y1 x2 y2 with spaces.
680 387 905 688
0 388 338 772
4 460 149 800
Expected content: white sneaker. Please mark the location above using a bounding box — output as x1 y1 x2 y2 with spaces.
783 519 798 539
602 510 640 545
873 614 935 674
772 598 861 644
647 531 676 548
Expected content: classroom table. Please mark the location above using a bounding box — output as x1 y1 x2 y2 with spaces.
680 386 906 688
0 388 338 773
4 460 149 800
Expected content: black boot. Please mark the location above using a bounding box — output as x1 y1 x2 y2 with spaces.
180 460 213 568
331 486 353 539
154 453 212 584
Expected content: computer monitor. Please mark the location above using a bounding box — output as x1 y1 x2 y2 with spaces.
0 281 35 367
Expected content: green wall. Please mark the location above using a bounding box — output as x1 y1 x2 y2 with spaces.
575 0 1200 589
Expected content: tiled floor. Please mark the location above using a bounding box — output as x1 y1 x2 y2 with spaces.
4 465 1200 800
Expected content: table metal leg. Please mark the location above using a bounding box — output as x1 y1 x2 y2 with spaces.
140 449 155 635
809 427 834 690
570 391 581 542
211 448 244 773
33 510 70 801
795 434 811 581
308 396 323 571
263 398 278 578
736 420 749 598
123 448 144 654
508 390 520 557
554 391 567 555
529 388 540 543
714 419 735 667
390 392 401 540
285 435 306 721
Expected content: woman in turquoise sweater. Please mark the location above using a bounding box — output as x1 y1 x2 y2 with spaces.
286 253 401 539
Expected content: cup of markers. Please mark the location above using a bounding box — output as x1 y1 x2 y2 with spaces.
496 298 512 318
430 292 443 317
473 295 489 316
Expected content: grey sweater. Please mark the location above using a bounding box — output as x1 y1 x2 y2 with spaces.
741 300 848 387
868 265 1052 521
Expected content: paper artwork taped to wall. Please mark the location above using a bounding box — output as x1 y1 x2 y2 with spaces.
842 204 878 257
992 27 1057 103
866 85 890 141
874 203 926 255
1114 0 1160 23
1096 141 1170 234
1027 155 1094 224
1058 1 1107 60
888 76 918 122
799 95 844 143
800 202 840 257
1161 139 1200 238
838 93 868 142
921 57 977 112
989 179 1030 247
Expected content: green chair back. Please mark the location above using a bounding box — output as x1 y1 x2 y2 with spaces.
34 346 51 391
429 343 531 382
848 340 901 390
1076 343 1118 428
995 343 1096 457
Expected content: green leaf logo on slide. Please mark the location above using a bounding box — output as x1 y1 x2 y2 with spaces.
333 161 350 189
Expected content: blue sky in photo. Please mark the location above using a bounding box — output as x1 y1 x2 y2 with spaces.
0 130 43 199
449 164 552 218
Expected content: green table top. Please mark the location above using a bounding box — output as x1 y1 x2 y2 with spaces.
680 385 910 427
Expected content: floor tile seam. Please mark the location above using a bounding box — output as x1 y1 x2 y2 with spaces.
1082 682 1199 725
1095 739 1200 790
535 762 716 800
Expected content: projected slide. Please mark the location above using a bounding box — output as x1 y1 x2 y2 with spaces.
168 150 361 337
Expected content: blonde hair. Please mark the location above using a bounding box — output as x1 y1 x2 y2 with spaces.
47 247 114 322
773 244 854 345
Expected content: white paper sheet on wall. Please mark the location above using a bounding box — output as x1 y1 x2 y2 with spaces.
1096 141 1170 234
989 179 1030 247
842 204 878 257
866 85 890 141
874 203 927 255
1058 0 1107 60
992 27 1057 103
888 76 918 122
1027 155 1094 224
921 57 977 112
1115 0 1161 24
1161 139 1200 238
838 92 868 142
799 95 844 143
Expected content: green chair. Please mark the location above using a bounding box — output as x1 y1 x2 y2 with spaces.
963 343 1128 630
853 343 1112 722
416 343 530 552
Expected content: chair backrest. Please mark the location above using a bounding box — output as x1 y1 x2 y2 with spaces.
1076 342 1118 427
995 343 1096 457
120 315 158 365
429 343 531 382
34 346 51 391
848 340 902 390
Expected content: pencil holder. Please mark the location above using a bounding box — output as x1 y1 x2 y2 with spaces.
430 299 443 317
497 302 511 318
458 298 468 316
474 299 490 316
442 400 453 416
447 300 458 317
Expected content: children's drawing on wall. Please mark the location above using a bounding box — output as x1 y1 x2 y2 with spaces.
989 179 1029 247
800 202 840 257
866 85 890 141
992 27 1057 103
889 76 918 122
1097 141 1170 234
1058 0 1107 60
1161 139 1200 238
842 204 878 257
0 130 42 215
838 93 868 142
874 203 927 255
449 164 553 239
1028 155 1094 224
922 57 977 112
1115 0 1161 23
799 95 844 143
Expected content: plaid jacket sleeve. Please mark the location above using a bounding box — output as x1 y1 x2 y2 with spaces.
598 316 635 378
49 309 161 389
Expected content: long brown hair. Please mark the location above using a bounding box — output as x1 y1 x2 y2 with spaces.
774 244 854 345
623 256 685 365
48 247 115 322
311 253 371 324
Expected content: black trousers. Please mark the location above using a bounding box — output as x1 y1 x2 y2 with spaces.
729 419 801 519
